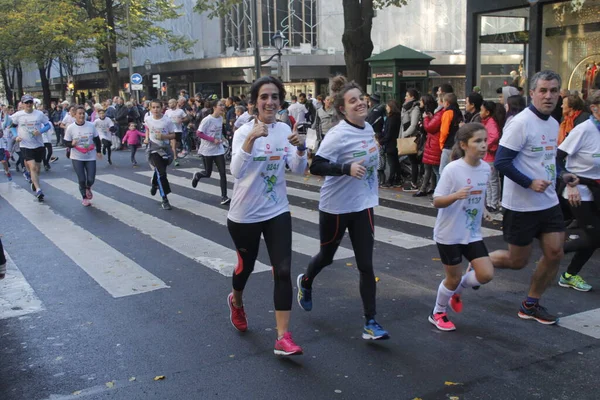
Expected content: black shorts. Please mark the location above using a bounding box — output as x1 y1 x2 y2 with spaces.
436 241 489 266
174 132 182 143
21 147 45 163
503 205 565 247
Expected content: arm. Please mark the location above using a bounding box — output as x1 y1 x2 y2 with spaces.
494 146 533 189
439 110 453 150
433 187 470 208
402 107 420 138
424 113 441 134
93 136 102 153
196 131 216 142
309 155 351 176
486 120 500 153
229 128 252 179
286 143 308 175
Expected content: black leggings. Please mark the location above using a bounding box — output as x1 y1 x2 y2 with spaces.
44 143 53 167
386 152 400 185
15 151 24 169
149 152 171 197
0 237 5 266
408 154 419 185
130 144 139 163
564 201 600 275
71 159 96 198
101 139 112 161
303 208 377 320
228 212 293 311
199 154 227 197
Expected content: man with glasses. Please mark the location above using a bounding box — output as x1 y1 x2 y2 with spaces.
11 94 52 201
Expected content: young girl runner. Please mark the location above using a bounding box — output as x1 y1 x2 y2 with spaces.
93 108 115 165
227 76 307 356
64 107 102 207
429 123 494 331
297 75 389 341
122 122 146 166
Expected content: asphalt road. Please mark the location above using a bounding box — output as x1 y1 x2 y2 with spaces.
1 147 599 400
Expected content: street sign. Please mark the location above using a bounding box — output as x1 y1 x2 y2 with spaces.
130 73 143 85
131 84 143 90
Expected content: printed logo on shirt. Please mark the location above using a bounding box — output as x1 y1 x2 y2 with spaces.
593 154 600 158
531 146 543 152
253 156 267 161
353 151 367 158
467 178 471 184
269 156 281 161
470 190 483 195
545 146 554 151
369 146 377 153
361 140 368 148
276 147 284 152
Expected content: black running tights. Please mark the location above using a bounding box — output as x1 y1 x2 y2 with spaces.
564 201 600 275
228 212 293 311
149 153 171 197
44 143 53 167
199 154 227 197
303 208 377 320
101 139 112 161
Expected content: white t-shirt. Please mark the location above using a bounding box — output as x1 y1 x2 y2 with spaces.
316 120 379 214
197 115 224 156
288 102 307 124
145 115 176 153
228 121 308 223
234 112 253 128
42 123 54 144
499 107 559 212
64 121 99 161
93 117 115 141
433 158 491 245
165 108 186 132
559 119 600 201
61 113 76 129
11 110 49 149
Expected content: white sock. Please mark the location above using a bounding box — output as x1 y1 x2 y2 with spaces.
433 281 454 314
453 270 481 295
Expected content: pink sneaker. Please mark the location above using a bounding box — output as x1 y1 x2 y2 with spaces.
85 187 93 200
274 332 303 356
428 312 456 331
449 294 463 313
227 293 247 332
82 198 91 207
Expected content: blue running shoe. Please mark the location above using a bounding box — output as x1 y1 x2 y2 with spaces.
23 171 31 183
362 319 390 340
296 274 312 311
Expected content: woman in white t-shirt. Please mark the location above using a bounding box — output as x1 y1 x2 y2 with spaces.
429 123 494 331
556 91 600 292
296 75 388 341
64 106 102 207
191 99 229 205
226 76 307 357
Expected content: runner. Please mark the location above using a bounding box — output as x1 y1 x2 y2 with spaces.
491 70 576 324
429 123 494 331
41 120 58 171
227 76 307 356
0 126 11 181
63 106 102 207
191 99 230 205
555 90 600 292
164 99 187 167
11 95 52 201
296 75 389 341
143 100 176 210
93 108 116 165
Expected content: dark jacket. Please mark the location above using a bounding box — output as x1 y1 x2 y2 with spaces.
574 111 591 127
115 104 129 126
381 113 401 154
366 104 386 134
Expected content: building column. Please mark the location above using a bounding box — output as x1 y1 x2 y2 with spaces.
527 3 544 86
465 3 480 97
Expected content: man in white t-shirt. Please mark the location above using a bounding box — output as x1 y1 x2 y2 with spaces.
491 70 578 325
287 95 307 124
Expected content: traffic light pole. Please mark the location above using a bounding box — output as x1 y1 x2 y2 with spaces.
126 0 138 102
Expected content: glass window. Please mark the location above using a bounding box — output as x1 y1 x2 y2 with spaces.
541 0 600 99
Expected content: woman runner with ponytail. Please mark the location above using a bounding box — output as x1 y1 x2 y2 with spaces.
428 123 495 331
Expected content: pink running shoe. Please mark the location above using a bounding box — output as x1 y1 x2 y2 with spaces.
449 294 463 313
274 332 303 356
428 312 456 331
82 198 91 207
227 293 247 332
85 187 93 200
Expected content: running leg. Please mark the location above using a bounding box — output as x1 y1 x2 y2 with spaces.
227 218 263 307
214 154 228 198
71 159 87 198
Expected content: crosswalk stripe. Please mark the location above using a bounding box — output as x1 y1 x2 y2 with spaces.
0 183 168 298
0 251 44 320
45 178 263 277
172 170 434 249
129 171 355 260
178 167 500 238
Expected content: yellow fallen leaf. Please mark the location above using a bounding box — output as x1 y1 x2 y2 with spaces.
432 258 441 261
129 377 136 382
375 277 380 282
153 375 165 381
449 397 460 400
229 354 235 358
72 390 82 395
346 263 353 266
444 381 463 386
395 195 402 198
412 398 423 400
105 381 114 388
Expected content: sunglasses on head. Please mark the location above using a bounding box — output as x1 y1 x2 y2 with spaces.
24 101 33 104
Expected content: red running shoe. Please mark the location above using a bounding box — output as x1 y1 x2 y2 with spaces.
85 187 93 200
227 293 247 332
274 332 303 356
449 294 463 313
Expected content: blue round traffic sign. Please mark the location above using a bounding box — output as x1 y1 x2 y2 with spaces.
130 73 143 84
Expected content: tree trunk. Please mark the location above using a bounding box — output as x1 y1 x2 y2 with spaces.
16 63 23 99
38 62 51 110
59 58 66 100
0 60 13 106
342 0 374 91
105 0 120 96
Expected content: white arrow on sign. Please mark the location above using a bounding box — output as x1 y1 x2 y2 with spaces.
130 73 143 85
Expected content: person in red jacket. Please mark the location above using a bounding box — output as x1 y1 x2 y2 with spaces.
480 101 502 212
414 94 442 197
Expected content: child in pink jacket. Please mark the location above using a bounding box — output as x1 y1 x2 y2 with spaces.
480 101 502 212
122 122 146 166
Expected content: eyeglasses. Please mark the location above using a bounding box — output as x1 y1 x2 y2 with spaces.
24 101 33 104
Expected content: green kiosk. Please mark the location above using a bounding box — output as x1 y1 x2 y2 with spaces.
366 44 434 103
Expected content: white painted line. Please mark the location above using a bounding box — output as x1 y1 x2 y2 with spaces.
132 171 355 260
178 168 500 238
0 182 168 298
0 252 44 320
559 308 600 339
46 178 261 277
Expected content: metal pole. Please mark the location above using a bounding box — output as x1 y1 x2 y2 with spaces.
277 54 282 81
126 0 136 102
252 0 261 79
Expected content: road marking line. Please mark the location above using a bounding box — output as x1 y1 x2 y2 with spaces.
131 172 356 260
46 178 264 277
0 182 167 298
0 252 44 320
559 308 600 339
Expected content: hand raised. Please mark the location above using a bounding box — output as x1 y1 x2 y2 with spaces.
454 185 472 200
350 160 366 179
250 119 268 140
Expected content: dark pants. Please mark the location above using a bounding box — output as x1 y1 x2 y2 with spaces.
303 208 377 320
129 144 139 163
199 154 227 197
43 143 53 167
71 159 96 198
55 126 64 145
149 152 171 197
0 237 5 266
408 154 419 185
101 139 112 161
228 212 293 311
564 201 600 275
386 152 400 185
420 164 439 192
